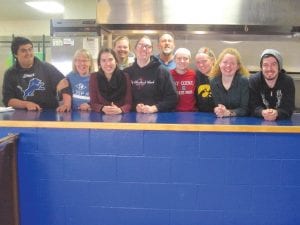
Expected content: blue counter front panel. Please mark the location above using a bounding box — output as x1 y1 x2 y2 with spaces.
1 109 300 126
1 126 299 225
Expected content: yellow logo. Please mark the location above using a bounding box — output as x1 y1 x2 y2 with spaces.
198 84 211 97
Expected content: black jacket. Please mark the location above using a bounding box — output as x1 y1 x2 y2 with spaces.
249 70 295 119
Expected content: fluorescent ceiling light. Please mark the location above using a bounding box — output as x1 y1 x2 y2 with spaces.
221 41 243 44
25 1 64 14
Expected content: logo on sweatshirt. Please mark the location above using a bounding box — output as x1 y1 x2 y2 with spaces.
198 84 211 98
23 78 45 98
132 78 154 89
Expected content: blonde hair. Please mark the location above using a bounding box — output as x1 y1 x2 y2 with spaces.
197 47 216 63
174 47 191 59
113 36 131 49
209 48 249 77
72 49 94 73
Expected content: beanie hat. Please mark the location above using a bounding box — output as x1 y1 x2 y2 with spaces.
11 36 33 56
260 49 283 70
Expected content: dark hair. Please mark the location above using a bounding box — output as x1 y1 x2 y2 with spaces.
97 47 118 68
134 35 152 49
158 31 175 42
11 36 33 56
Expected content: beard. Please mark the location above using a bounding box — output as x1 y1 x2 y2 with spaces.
162 48 173 55
263 72 278 81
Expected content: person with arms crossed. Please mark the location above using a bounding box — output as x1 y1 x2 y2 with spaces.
2 36 71 112
249 49 295 121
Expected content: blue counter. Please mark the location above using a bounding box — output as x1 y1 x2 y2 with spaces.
1 110 300 225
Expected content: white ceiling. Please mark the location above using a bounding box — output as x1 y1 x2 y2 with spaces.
0 0 96 20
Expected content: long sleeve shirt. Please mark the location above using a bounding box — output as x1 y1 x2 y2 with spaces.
210 73 249 116
249 71 295 119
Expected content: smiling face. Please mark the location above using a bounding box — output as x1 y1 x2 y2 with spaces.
261 56 279 82
114 38 130 60
174 48 191 74
135 37 153 63
15 43 34 68
158 33 175 56
195 53 214 75
99 52 117 76
75 53 92 76
219 53 239 77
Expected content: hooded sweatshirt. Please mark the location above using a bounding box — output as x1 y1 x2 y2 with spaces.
124 56 178 112
249 49 295 119
249 70 295 119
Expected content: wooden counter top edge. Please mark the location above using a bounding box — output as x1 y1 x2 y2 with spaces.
1 120 300 133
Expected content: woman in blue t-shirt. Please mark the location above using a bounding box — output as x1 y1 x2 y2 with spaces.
66 49 94 110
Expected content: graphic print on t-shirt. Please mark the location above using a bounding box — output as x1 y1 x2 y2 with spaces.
198 84 212 98
22 78 45 98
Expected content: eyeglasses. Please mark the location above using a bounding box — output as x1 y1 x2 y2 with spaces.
76 59 90 63
137 43 152 50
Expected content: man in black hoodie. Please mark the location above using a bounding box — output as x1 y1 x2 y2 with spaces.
124 35 178 113
249 49 295 120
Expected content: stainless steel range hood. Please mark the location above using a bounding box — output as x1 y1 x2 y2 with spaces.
96 0 300 35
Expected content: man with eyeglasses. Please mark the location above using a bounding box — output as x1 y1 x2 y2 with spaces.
249 49 295 120
2 36 71 112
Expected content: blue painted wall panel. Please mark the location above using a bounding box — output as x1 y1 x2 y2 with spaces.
223 186 252 210
37 128 89 154
254 133 300 159
89 182 145 208
252 186 300 212
117 208 170 225
20 153 64 180
197 185 224 210
171 210 224 225
2 127 298 225
223 212 254 225
90 130 144 156
117 156 171 183
251 160 282 185
226 159 252 185
64 155 117 181
171 158 227 184
144 131 199 157
199 132 256 159
281 160 300 185
66 206 118 225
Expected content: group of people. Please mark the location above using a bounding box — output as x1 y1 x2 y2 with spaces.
2 34 295 121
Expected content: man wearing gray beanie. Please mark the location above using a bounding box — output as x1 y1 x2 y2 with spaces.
249 49 295 120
